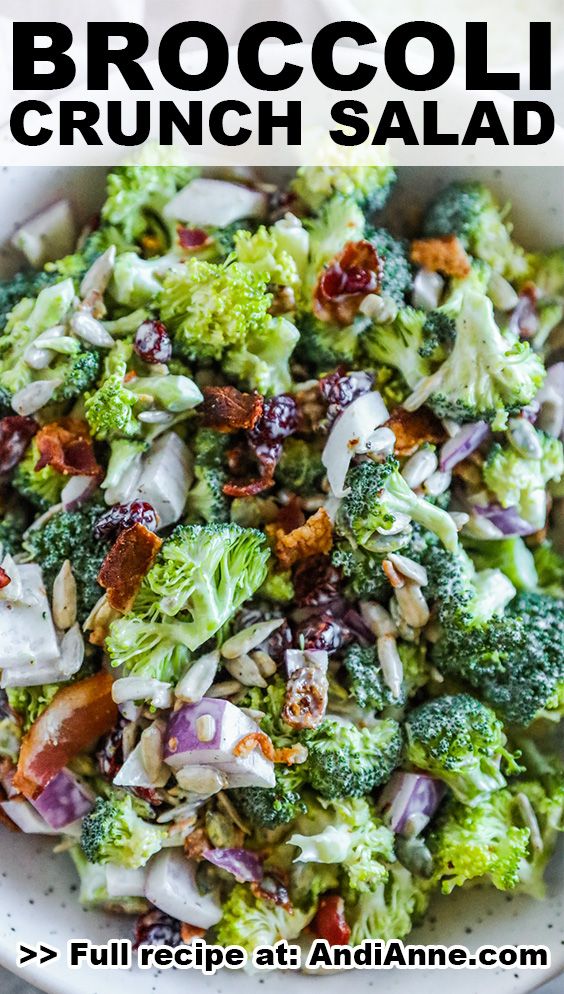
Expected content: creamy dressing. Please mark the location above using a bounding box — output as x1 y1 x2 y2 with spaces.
352 0 563 68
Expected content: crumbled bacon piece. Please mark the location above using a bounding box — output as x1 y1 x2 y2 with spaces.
273 508 333 569
180 923 206 943
183 827 212 862
314 240 382 325
273 743 308 766
98 523 162 614
223 470 275 498
282 665 328 730
275 496 305 535
35 418 102 478
385 406 446 457
0 567 11 589
251 874 292 909
233 731 275 761
410 235 471 278
201 386 264 433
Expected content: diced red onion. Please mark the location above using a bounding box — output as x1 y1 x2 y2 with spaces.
203 847 264 883
472 502 538 537
378 771 445 837
30 768 94 829
342 608 376 646
439 421 490 473
61 474 99 512
0 797 60 834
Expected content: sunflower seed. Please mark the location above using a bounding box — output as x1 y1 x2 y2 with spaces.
387 553 428 586
401 448 438 489
394 582 430 628
175 650 220 704
488 271 519 311
138 410 176 425
223 654 267 688
207 680 243 699
80 246 116 298
507 418 543 459
196 714 216 743
52 559 77 630
221 618 284 659
424 469 452 497
12 379 62 415
140 724 165 783
71 311 114 348
250 650 278 678
449 511 471 531
175 766 227 795
59 623 85 677
359 293 398 323
376 635 403 699
404 369 444 412
360 601 397 638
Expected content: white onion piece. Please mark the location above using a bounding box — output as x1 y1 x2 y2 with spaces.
412 269 444 311
145 850 222 928
112 677 173 710
322 391 389 498
106 863 148 898
1 798 60 834
61 474 99 512
11 379 62 415
11 200 75 268
163 178 266 228
113 740 170 789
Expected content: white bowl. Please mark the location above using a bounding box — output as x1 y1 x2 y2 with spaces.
0 164 563 994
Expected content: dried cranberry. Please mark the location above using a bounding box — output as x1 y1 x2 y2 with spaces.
264 619 292 663
0 415 37 474
133 910 181 949
319 369 374 426
342 608 376 646
508 286 539 340
134 320 172 365
93 500 158 541
96 723 124 781
177 226 210 250
251 873 292 909
293 555 342 608
295 613 348 654
248 394 299 467
133 785 163 807
314 895 351 946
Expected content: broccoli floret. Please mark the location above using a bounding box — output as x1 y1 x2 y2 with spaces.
427 290 545 428
419 310 456 359
6 684 61 732
110 252 169 308
404 694 519 806
51 349 101 405
231 764 307 829
12 439 64 511
106 523 270 680
483 431 563 532
0 268 55 332
0 716 20 762
512 770 564 898
304 716 402 799
534 541 564 598
287 796 395 893
216 883 313 954
80 793 165 868
305 197 365 287
363 307 433 390
186 429 230 524
0 501 30 556
297 311 369 369
367 227 413 306
332 542 393 601
428 790 531 894
275 438 325 494
0 278 75 398
23 502 109 622
292 163 396 214
85 358 140 441
233 224 302 290
526 247 564 297
259 566 294 604
464 537 538 592
423 182 528 282
68 846 148 913
336 456 459 554
346 862 430 945
223 314 299 397
342 643 399 712
101 164 199 245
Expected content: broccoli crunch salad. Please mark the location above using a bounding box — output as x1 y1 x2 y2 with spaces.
0 164 563 957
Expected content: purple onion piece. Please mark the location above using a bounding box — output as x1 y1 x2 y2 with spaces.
439 421 490 473
378 771 445 837
342 608 376 646
472 502 538 537
30 768 94 828
203 847 264 883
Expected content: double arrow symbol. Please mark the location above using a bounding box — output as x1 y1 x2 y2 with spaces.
18 942 59 967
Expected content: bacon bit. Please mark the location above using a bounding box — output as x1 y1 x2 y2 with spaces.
385 406 445 457
233 731 275 761
273 508 333 569
0 567 11 589
314 240 382 325
35 418 102 478
180 923 206 943
410 235 471 278
123 370 137 384
183 827 212 862
251 874 292 910
98 523 162 614
133 786 163 807
177 226 212 251
275 496 305 535
314 895 351 946
273 744 308 766
13 673 117 799
223 469 275 498
382 559 405 589
282 666 329 731
201 386 264 433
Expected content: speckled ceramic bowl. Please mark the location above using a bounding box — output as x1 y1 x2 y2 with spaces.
0 164 562 994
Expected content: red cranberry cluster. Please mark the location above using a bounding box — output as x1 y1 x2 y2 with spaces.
319 368 374 426
93 500 158 541
134 320 172 364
